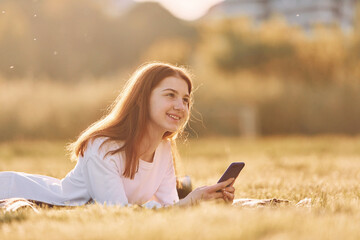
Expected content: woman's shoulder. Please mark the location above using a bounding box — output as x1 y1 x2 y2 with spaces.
157 139 172 160
86 137 124 158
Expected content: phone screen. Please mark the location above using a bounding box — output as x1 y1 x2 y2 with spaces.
217 162 245 188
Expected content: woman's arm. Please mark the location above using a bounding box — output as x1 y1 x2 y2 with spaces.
81 139 129 206
83 154 129 206
154 156 179 206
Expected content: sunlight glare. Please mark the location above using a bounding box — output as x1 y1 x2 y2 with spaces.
135 0 224 20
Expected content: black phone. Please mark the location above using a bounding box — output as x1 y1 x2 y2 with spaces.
217 162 245 191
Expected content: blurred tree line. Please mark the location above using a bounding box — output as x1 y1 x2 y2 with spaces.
0 0 360 139
0 0 196 79
192 16 360 136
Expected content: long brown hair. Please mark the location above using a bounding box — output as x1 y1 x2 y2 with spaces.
67 62 193 179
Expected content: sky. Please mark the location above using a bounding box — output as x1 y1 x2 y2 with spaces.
135 0 225 21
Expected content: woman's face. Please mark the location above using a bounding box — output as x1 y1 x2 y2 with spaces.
148 76 190 136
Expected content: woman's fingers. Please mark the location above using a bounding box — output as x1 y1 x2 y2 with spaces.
210 191 224 200
207 178 235 192
209 190 233 202
224 186 235 193
222 190 234 203
225 191 234 199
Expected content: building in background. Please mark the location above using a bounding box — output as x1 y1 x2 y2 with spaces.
206 0 357 31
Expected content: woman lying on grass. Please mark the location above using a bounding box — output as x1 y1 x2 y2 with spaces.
0 62 235 208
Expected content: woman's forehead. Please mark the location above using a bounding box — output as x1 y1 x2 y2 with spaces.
156 76 190 95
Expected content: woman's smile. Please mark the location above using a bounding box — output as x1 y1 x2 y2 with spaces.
166 113 181 121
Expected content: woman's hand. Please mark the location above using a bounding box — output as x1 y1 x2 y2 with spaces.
221 185 235 203
178 178 235 206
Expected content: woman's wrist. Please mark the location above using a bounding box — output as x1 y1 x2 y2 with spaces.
177 195 194 207
177 192 200 207
177 197 188 207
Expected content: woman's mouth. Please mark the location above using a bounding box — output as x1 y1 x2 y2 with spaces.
167 113 181 120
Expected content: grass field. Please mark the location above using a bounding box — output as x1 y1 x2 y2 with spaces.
1 136 360 239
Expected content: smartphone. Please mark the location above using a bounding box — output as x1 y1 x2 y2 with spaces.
217 162 245 190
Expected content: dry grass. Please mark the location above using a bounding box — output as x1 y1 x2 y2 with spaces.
1 136 360 239
0 78 121 140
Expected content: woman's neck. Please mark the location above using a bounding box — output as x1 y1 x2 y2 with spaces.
138 127 164 163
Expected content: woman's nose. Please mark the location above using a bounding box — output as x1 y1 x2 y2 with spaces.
174 99 186 111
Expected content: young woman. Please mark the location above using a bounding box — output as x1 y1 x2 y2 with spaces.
0 63 235 208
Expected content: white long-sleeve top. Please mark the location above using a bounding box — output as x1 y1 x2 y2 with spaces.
0 137 179 207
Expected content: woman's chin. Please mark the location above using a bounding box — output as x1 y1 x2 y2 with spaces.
164 125 180 134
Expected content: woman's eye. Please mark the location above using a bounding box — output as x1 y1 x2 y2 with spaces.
183 98 189 104
166 93 175 98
